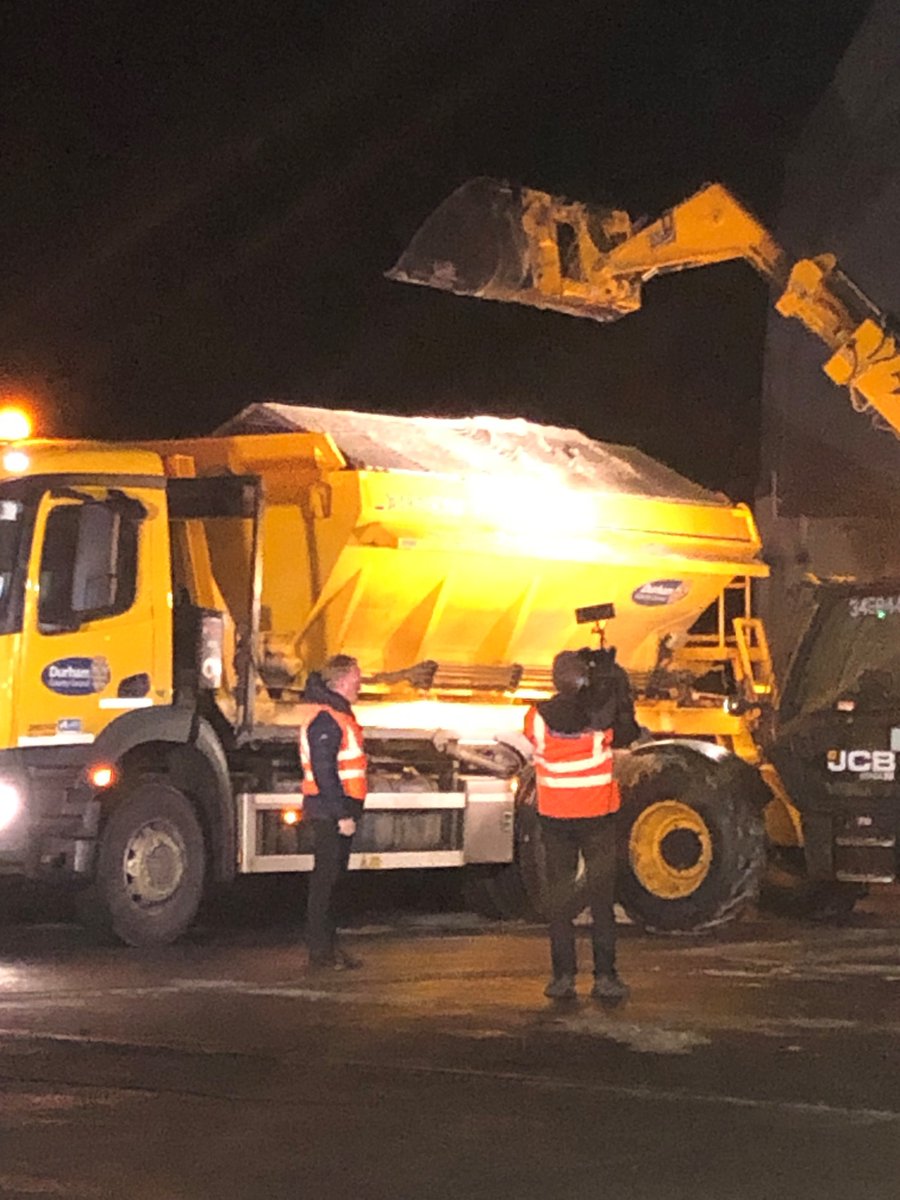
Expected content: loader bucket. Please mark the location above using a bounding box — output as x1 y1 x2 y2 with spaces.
387 177 536 300
388 177 635 322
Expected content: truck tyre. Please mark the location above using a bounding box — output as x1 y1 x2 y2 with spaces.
461 770 548 921
80 777 206 947
616 750 766 933
514 772 553 919
461 866 529 921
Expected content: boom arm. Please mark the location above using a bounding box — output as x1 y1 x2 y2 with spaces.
389 177 900 436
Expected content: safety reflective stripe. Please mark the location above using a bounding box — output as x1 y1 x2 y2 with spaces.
337 749 364 763
539 773 614 788
540 751 611 775
525 706 619 817
530 715 610 774
337 729 367 787
297 702 368 800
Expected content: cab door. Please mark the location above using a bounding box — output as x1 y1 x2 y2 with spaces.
14 485 172 751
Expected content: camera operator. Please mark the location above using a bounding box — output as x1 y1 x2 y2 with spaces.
524 647 639 1003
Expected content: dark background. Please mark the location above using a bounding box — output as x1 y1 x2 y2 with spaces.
0 0 873 498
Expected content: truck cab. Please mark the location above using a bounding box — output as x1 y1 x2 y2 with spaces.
0 441 173 874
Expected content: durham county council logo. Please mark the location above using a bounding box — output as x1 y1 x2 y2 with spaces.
631 580 690 607
42 657 111 696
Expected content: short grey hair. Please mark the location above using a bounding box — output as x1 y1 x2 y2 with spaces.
322 654 360 688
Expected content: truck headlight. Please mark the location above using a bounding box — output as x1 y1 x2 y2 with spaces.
0 780 23 831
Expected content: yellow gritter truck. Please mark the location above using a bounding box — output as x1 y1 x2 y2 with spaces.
0 407 772 944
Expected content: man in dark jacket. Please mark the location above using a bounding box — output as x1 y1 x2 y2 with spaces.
297 654 367 971
525 647 639 1004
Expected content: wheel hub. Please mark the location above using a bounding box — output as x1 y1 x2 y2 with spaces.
629 800 713 899
123 822 187 906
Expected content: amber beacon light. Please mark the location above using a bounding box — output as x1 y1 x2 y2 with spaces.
0 406 33 442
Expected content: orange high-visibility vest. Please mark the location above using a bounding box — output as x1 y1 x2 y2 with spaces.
524 707 619 819
297 703 368 801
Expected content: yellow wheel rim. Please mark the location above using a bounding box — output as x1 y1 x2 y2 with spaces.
629 800 713 900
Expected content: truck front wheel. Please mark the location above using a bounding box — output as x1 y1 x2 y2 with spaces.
81 778 206 946
616 750 766 933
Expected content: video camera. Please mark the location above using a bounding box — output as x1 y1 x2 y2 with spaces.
572 600 642 745
574 602 620 708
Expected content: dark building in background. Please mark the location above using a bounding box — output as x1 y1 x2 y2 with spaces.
757 0 900 669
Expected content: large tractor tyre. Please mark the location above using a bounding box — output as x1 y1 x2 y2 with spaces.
79 778 207 947
759 848 866 922
616 751 767 934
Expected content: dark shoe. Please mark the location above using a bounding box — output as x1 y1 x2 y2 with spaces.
306 954 336 973
333 948 364 971
591 972 630 1006
544 975 577 1001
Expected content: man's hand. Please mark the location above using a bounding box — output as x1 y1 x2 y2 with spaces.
338 817 357 838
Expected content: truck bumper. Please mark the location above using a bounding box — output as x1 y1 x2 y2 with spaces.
803 802 897 884
0 747 99 882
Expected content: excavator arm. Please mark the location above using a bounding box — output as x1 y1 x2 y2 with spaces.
389 177 900 436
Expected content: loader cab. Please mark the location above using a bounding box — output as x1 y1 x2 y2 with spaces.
768 580 900 886
778 581 900 725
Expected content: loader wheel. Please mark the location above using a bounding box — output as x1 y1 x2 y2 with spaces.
79 778 206 947
616 750 766 933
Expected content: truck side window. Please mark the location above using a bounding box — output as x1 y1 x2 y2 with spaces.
38 500 140 632
0 499 25 608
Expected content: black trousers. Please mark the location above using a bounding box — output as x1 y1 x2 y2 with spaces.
306 819 353 962
539 813 618 980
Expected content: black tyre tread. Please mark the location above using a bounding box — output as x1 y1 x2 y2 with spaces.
514 773 553 920
484 867 530 920
615 750 767 934
461 769 549 922
82 776 206 947
760 852 866 921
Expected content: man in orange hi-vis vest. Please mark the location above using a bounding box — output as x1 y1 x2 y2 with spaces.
297 654 367 971
525 649 639 1004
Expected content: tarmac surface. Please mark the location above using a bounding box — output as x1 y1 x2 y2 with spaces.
2 883 900 1199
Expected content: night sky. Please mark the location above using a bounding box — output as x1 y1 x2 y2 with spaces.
1 0 872 498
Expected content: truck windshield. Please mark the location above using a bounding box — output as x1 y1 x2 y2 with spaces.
788 591 900 716
0 486 34 635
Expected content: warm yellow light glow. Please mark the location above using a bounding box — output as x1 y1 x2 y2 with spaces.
2 450 30 474
466 474 597 537
281 808 301 826
0 407 32 442
88 764 117 789
0 781 22 831
356 699 529 741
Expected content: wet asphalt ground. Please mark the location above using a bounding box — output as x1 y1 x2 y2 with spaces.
1 882 900 1199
